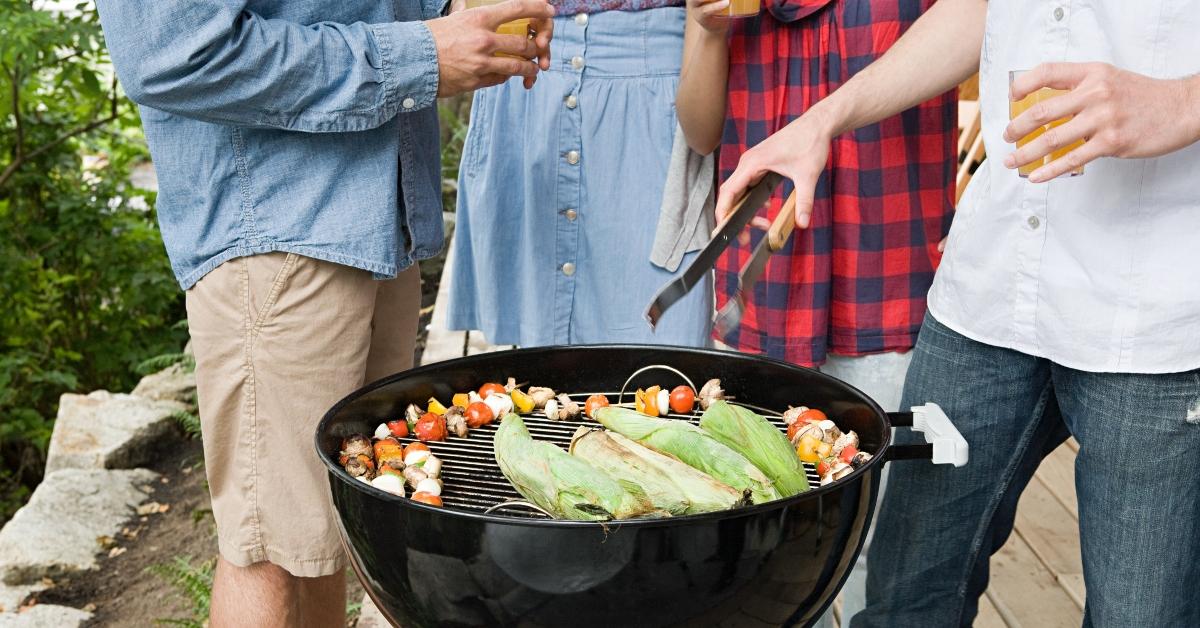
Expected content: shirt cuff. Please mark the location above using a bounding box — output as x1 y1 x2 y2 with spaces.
369 21 440 115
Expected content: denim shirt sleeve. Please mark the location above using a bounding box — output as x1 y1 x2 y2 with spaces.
95 1 441 133
423 0 451 19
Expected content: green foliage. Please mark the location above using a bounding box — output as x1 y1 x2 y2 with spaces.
438 95 472 212
135 352 195 376
0 2 186 522
148 555 214 628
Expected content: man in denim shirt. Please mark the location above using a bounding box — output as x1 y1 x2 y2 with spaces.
95 0 553 623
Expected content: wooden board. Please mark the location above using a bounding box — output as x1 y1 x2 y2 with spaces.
977 592 1009 628
986 527 1082 627
1013 476 1084 611
1033 444 1078 519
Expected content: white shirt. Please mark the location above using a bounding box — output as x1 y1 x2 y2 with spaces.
930 0 1200 374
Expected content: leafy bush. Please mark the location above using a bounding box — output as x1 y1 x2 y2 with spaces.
148 555 214 628
0 2 186 522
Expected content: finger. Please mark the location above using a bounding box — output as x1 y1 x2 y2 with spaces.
479 74 510 90
1004 114 1093 171
1002 85 1086 143
714 163 764 226
1027 139 1102 183
532 18 553 70
483 0 555 28
737 216 772 246
482 55 539 80
700 0 730 15
937 236 947 253
492 33 538 58
1011 62 1090 101
790 177 816 230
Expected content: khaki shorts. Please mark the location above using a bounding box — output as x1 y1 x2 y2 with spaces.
186 253 419 577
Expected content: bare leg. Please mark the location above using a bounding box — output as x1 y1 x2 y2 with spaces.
210 558 345 628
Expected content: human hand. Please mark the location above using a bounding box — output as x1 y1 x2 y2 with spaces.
427 0 555 96
714 108 834 237
687 0 732 35
1003 62 1200 182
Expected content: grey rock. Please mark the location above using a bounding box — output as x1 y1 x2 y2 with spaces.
0 469 158 585
131 364 196 405
0 604 92 628
44 391 185 474
0 583 44 614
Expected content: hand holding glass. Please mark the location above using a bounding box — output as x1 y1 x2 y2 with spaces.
1009 70 1085 178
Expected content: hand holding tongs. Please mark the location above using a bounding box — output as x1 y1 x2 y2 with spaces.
644 173 798 336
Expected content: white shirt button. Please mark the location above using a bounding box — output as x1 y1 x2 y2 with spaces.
564 209 578 221
562 262 576 276
571 56 585 70
566 150 580 165
575 13 588 26
402 97 416 110
1028 216 1041 229
1053 6 1064 20
565 94 578 109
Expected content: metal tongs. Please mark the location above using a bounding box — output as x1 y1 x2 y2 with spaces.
645 173 798 336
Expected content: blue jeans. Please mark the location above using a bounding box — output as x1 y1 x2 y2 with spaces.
853 314 1200 627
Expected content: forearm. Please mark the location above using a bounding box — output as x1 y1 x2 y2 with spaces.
677 19 728 155
809 0 986 137
96 1 439 133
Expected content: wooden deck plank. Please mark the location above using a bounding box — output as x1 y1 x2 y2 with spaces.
986 525 1082 627
1013 476 1085 611
1033 444 1079 520
977 592 1010 628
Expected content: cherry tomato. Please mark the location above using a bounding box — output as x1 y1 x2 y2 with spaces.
817 457 836 477
796 408 828 424
411 492 443 507
465 401 496 428
403 442 430 458
386 419 409 438
584 394 610 418
839 444 859 464
669 386 695 414
414 413 447 442
787 422 801 443
479 382 507 399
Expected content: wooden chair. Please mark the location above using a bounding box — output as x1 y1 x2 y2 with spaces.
956 76 985 203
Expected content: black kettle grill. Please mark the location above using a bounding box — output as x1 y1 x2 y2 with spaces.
315 345 967 627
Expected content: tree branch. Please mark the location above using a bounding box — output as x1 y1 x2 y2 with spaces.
0 110 120 189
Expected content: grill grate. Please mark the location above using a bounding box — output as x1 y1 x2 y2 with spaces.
385 392 821 518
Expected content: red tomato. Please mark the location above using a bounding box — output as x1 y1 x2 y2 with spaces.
414 413 447 442
465 402 496 428
386 419 409 438
816 458 835 477
839 444 858 463
584 394 610 418
478 383 507 399
411 492 443 507
669 386 696 414
403 442 429 458
796 408 828 424
786 422 801 442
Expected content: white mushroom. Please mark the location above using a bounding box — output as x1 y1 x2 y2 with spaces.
421 455 442 479
403 466 429 489
528 387 557 409
373 423 391 440
484 392 514 419
831 431 859 458
816 420 842 444
782 406 810 426
819 462 855 486
544 398 559 421
405 403 422 425
789 422 825 446
698 379 728 410
555 394 581 421
444 407 468 438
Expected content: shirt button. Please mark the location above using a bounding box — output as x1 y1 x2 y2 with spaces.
1027 216 1041 229
566 150 580 165
575 13 588 26
1053 6 1064 20
402 97 416 110
562 262 576 276
564 209 578 221
571 56 585 70
565 94 578 109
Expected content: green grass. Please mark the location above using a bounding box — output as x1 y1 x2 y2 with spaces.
148 555 214 628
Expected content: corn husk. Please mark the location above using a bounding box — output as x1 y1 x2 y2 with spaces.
592 407 779 504
494 414 654 520
699 401 809 496
570 427 745 515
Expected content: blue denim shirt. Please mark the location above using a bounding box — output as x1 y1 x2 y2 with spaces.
96 0 447 289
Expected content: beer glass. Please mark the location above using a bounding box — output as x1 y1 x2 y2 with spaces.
1009 70 1085 177
722 0 760 18
467 0 532 42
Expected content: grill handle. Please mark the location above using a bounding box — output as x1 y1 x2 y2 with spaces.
885 403 968 467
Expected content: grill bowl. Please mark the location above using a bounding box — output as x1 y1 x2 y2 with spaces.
317 345 895 627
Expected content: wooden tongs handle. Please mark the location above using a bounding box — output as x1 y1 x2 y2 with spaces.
767 191 799 251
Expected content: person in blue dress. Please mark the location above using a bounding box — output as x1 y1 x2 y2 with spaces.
448 0 713 347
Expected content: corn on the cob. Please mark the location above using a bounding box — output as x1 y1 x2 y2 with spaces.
569 428 744 515
494 414 654 520
699 401 809 496
591 406 779 504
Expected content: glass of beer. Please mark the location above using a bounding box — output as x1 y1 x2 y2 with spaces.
1009 70 1085 177
467 0 532 47
721 0 760 18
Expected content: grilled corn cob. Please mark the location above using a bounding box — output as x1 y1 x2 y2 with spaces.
591 406 779 504
494 414 654 520
699 401 809 496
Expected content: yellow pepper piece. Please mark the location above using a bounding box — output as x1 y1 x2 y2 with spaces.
428 398 449 415
451 393 470 409
510 388 535 414
796 434 825 463
634 388 647 415
644 386 662 417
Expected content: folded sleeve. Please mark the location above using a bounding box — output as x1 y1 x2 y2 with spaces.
96 0 440 132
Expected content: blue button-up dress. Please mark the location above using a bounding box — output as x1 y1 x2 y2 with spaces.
447 7 712 346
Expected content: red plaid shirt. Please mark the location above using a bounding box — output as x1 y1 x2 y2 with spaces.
718 0 955 367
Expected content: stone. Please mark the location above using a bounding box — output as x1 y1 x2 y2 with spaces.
44 391 185 474
0 583 44 614
0 469 158 585
0 604 92 628
131 363 196 405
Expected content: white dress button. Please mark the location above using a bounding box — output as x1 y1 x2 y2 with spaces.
1053 6 1064 20
566 150 580 165
402 97 416 110
565 209 578 221
575 13 588 26
1028 216 1041 229
571 56 585 70
565 94 578 109
562 262 576 276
